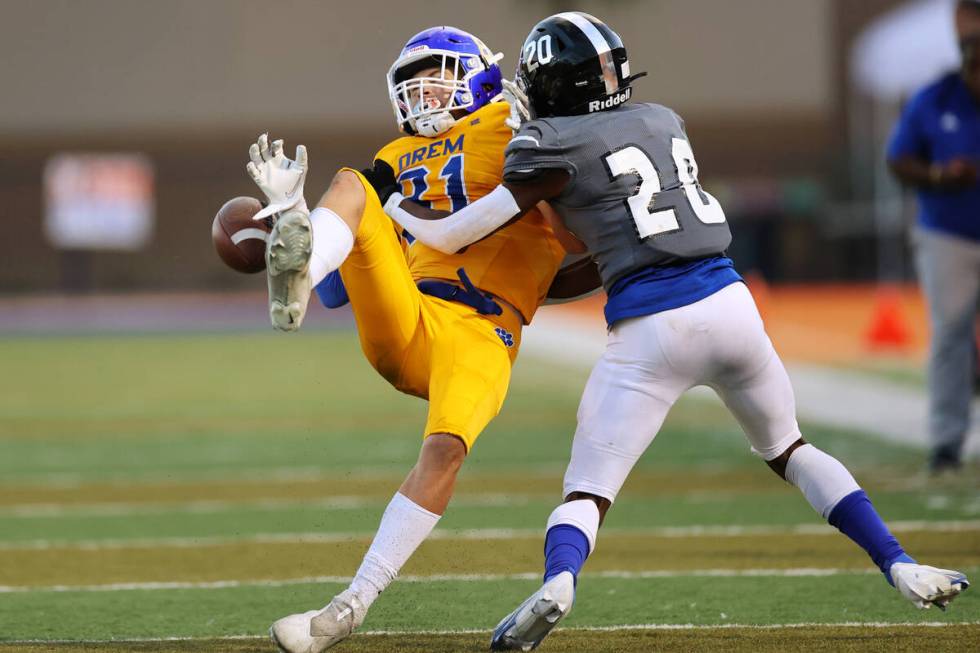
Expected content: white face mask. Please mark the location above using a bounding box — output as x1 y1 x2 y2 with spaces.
387 30 504 137
388 52 475 137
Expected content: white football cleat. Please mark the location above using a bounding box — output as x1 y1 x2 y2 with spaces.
270 590 367 653
266 209 313 332
890 562 969 610
490 571 575 651
269 609 319 653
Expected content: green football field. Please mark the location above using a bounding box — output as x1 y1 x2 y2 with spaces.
1 331 978 652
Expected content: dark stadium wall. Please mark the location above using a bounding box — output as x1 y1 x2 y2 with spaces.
0 1 906 292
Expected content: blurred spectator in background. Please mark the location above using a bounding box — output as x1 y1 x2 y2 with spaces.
887 0 980 473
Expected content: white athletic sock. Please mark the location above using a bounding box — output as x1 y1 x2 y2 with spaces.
308 207 354 286
348 492 440 609
784 443 861 519
546 499 601 553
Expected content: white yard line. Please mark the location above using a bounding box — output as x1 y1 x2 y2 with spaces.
0 463 571 489
0 493 527 518
0 568 898 593
0 519 977 551
0 497 376 517
6 621 979 644
0 467 337 488
522 308 980 457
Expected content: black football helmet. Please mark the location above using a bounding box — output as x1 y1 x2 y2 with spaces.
516 12 645 118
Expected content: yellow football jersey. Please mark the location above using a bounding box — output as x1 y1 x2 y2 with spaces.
373 101 565 323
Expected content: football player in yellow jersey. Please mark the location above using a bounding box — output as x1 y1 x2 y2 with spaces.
247 27 571 653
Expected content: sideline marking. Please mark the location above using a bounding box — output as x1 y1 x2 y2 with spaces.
2 519 978 551
0 567 935 593
0 466 454 488
6 621 980 644
0 493 525 518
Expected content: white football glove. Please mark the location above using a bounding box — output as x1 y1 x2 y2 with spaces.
502 78 531 132
246 133 309 221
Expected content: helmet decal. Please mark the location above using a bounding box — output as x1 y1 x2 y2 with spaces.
555 12 618 95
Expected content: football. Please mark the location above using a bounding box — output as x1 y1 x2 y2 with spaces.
211 196 270 274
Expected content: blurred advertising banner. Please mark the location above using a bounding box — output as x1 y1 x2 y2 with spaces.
44 154 154 250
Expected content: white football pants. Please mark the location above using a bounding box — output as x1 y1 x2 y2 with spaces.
564 281 802 502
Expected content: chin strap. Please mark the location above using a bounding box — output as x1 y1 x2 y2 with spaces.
414 111 457 137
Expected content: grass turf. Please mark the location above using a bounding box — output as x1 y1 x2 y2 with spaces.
1 573 978 640
3 626 979 653
0 331 976 650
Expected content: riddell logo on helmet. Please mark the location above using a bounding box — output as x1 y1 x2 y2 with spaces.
588 87 631 113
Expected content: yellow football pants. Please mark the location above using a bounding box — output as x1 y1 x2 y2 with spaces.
337 169 522 450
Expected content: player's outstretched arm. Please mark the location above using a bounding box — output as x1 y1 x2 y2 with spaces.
373 162 570 254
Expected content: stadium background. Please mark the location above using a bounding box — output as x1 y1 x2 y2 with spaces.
0 1 977 651
1 0 910 291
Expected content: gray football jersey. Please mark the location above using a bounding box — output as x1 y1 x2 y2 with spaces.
503 103 732 290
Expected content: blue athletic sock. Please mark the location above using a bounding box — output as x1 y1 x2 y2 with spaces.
827 489 914 585
543 524 590 584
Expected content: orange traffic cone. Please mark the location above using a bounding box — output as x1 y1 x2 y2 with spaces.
865 287 911 350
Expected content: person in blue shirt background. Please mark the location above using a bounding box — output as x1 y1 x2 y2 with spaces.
888 0 980 473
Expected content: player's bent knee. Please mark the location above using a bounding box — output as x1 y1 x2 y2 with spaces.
419 433 468 470
765 437 807 480
328 169 363 194
319 170 367 224
564 491 612 523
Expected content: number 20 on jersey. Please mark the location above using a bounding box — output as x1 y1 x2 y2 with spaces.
605 138 726 240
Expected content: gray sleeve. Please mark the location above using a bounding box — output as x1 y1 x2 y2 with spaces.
503 120 576 182
671 108 688 136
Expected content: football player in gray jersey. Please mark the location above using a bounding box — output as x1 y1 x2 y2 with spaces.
366 11 969 651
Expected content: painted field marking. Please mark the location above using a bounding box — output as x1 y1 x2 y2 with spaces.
6 486 975 518
0 468 330 488
0 493 526 518
2 519 978 551
0 465 444 488
2 566 969 594
6 621 980 644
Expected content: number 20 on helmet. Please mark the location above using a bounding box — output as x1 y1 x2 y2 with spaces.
516 12 646 119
